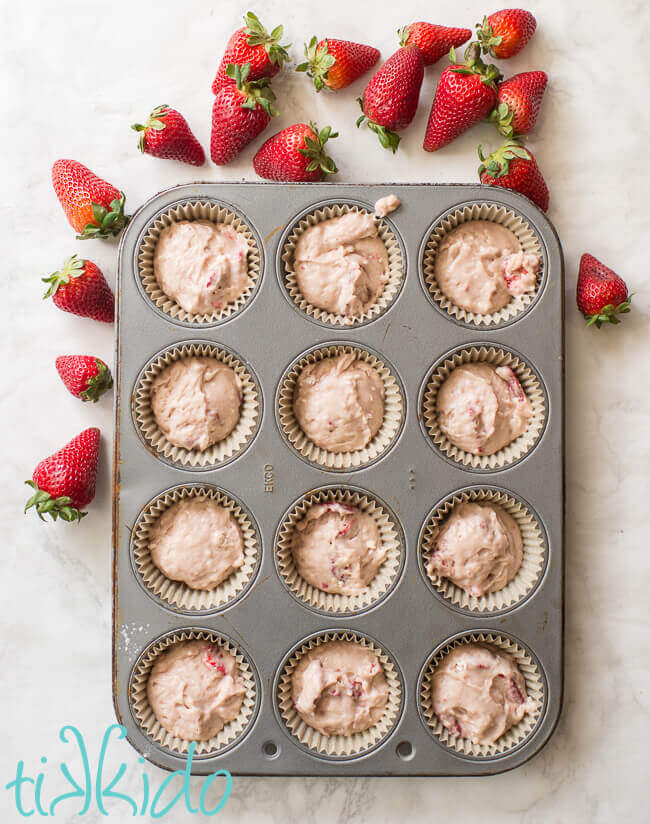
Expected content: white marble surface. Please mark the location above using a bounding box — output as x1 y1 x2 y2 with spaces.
2 0 649 820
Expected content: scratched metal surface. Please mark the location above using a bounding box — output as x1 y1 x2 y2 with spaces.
112 182 564 776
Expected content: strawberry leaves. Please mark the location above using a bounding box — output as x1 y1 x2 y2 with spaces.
78 193 128 240
478 139 530 177
225 63 278 117
131 104 169 152
299 122 339 175
583 295 632 328
296 36 336 91
42 254 85 299
356 99 401 153
242 11 290 67
24 481 86 523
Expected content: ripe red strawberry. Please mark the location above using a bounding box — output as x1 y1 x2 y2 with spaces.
211 11 289 94
296 37 379 91
478 139 550 211
55 355 113 402
25 428 100 522
131 105 205 166
43 254 114 322
423 44 501 152
490 71 547 137
397 21 471 66
576 254 632 327
52 159 129 240
476 9 537 59
253 122 338 181
357 46 424 152
210 63 277 165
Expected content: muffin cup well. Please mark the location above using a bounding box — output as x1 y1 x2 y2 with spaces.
129 629 259 758
132 341 261 470
131 484 261 614
419 631 545 758
420 202 545 328
277 343 405 472
419 487 547 615
275 486 404 616
279 201 405 328
275 630 403 759
420 344 547 471
137 200 262 326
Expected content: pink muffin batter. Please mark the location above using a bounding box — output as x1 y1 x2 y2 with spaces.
293 212 389 317
151 357 242 451
434 221 540 314
437 363 532 456
431 643 534 745
374 194 401 217
427 502 523 597
293 353 385 453
291 502 386 595
147 640 246 741
149 498 244 590
153 220 250 315
291 640 389 736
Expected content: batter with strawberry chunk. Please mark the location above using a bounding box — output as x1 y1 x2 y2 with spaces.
153 220 250 315
149 498 244 590
293 211 390 318
291 640 389 736
147 640 246 741
291 502 386 595
437 363 532 455
427 502 523 597
434 221 540 314
293 353 385 452
151 357 242 451
431 643 534 745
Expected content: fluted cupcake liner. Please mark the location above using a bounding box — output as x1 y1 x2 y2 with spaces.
421 202 545 328
136 200 262 326
277 343 405 472
132 341 261 470
129 629 258 758
419 632 545 758
276 630 403 758
279 202 405 328
419 487 547 614
131 484 260 613
420 344 547 471
275 486 404 616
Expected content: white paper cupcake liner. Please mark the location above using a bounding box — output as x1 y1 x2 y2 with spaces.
276 630 403 758
275 486 404 615
137 200 262 326
131 484 260 613
279 202 405 327
419 487 547 614
421 202 545 328
277 343 405 471
420 344 547 471
132 341 261 470
419 632 545 757
129 629 258 757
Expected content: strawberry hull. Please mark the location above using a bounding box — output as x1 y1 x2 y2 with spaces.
112 182 564 778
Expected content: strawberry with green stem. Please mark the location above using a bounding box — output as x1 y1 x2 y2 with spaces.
253 121 338 181
131 105 205 166
489 71 547 138
476 9 537 59
576 254 632 327
52 159 129 240
397 21 471 66
43 254 114 322
296 37 379 91
478 138 550 212
56 356 113 402
212 11 290 93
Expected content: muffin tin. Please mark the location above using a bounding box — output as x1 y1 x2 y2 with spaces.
112 182 564 776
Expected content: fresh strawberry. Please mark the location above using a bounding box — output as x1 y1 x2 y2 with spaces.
357 45 424 152
576 254 632 327
211 11 289 94
55 355 113 402
397 21 471 66
423 44 501 152
131 105 205 166
52 159 129 240
296 37 379 91
42 254 114 322
490 71 547 137
25 428 100 522
476 9 537 59
478 139 550 211
210 63 277 165
253 121 338 181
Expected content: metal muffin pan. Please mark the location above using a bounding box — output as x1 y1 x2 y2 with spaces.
112 182 564 776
